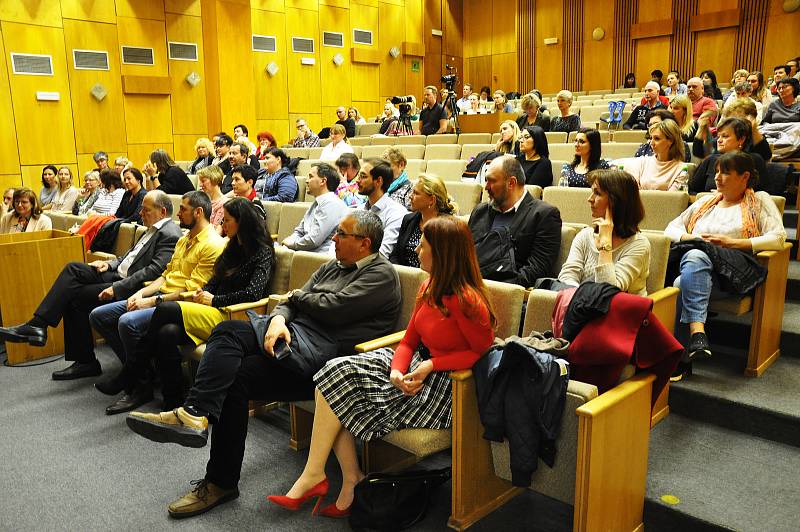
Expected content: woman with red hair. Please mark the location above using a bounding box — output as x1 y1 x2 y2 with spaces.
268 216 495 518
254 131 277 160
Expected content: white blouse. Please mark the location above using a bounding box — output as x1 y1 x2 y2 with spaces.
90 188 126 215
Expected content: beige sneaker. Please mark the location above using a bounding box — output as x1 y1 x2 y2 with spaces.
168 479 239 519
126 407 209 448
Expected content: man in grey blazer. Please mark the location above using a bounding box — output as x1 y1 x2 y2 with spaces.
0 190 182 380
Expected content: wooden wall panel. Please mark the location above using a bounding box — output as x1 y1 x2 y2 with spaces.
517 0 534 92
124 95 173 144
761 0 800 75
379 3 406 101
116 17 169 77
173 133 200 161
350 4 379 105
286 8 321 113
670 0 695 82
165 0 202 15
492 52 517 93
442 0 463 59
0 0 62 26
128 143 175 167
166 14 207 135
693 29 735 80
60 0 117 23
289 112 322 137
492 0 516 55
464 0 491 58
252 9 289 121
3 22 76 165
115 0 166 20
319 5 352 107
0 175 20 190
465 56 491 93
256 119 290 146
423 0 442 87
534 0 563 93
562 0 583 91
63 19 127 154
252 0 286 10
0 27 20 175
733 0 768 73
582 0 615 91
612 0 636 89
636 36 671 86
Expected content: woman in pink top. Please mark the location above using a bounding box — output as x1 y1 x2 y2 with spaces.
268 216 496 518
619 119 688 191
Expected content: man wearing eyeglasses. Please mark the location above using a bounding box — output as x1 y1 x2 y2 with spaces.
292 118 321 148
125 209 402 519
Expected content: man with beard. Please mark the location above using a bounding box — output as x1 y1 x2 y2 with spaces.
468 155 562 287
89 191 226 415
356 158 408 257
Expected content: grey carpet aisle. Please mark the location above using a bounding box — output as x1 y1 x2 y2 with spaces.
0 344 570 531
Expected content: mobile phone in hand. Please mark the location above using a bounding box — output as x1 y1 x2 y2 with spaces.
274 339 292 360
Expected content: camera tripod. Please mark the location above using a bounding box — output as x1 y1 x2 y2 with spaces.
442 88 461 134
391 112 415 136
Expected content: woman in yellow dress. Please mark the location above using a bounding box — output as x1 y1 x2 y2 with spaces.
140 198 274 408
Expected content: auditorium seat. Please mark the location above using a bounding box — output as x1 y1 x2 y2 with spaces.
613 130 647 143
397 144 426 159
550 159 569 186
351 146 363 158
545 131 568 144
308 147 324 159
356 123 381 136
405 159 426 179
460 144 494 161
295 176 307 201
548 143 577 161
426 133 458 145
524 184 543 200
348 136 372 146
425 159 469 182
425 144 462 160
390 135 427 146
360 145 385 158
602 142 640 160
284 147 309 159
262 200 283 238
567 130 610 142
294 159 317 178
167 194 182 220
276 202 312 242
458 133 492 145
446 182 483 215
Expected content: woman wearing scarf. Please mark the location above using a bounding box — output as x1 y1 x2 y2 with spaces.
665 152 785 380
382 147 413 210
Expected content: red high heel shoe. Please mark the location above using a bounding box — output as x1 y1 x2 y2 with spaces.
318 502 351 518
267 478 329 514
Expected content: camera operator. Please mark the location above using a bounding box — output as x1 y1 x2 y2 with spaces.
420 85 449 135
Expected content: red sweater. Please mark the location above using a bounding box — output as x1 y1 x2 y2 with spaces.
391 286 494 373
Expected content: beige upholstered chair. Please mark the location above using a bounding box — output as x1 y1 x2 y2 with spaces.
283 147 309 159
524 184 543 200
360 145 385 158
175 160 192 172
458 133 492 145
545 131 568 144
425 160 469 182
446 182 483 215
426 133 458 144
550 160 568 186
275 202 312 242
397 144 426 159
295 176 307 201
294 159 317 178
347 136 371 146
391 135 427 146
357 123 381 136
369 137 394 146
86 222 139 262
307 147 324 159
405 159 426 180
576 106 608 125
612 130 647 143
425 144 462 160
460 144 495 161
602 142 640 160
548 143 575 161
262 200 283 238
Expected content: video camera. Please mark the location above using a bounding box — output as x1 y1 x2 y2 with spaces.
440 64 458 92
390 95 414 116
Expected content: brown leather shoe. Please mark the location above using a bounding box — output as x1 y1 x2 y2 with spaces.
126 407 209 448
168 479 239 519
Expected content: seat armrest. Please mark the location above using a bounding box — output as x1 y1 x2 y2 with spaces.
648 286 679 332
87 251 115 262
449 369 473 382
221 297 272 314
355 331 406 353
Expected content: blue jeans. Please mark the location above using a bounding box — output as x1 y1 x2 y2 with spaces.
672 249 726 346
89 300 156 363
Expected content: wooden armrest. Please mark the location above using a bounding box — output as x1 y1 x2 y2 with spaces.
355 331 406 353
648 286 678 305
270 233 278 241
576 372 655 418
649 286 679 338
449 369 473 382
756 243 792 266
220 297 271 314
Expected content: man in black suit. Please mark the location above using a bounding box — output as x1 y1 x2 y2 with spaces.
469 155 562 287
0 190 182 380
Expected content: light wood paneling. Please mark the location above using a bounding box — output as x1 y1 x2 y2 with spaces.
21 164 80 189
76 153 103 180
0 0 62 26
353 100 380 120
636 36 671 88
63 19 127 154
442 0 463 58
127 143 175 167
693 29 736 80
124 95 173 144
165 0 202 15
252 9 289 121
286 0 318 10
321 0 349 7
251 0 285 11
0 174 21 190
173 134 200 161
670 0 694 82
166 13 208 135
3 22 76 165
216 3 256 132
321 106 343 129
423 0 442 87
761 0 800 74
0 27 20 175
319 5 352 107
563 0 584 92
466 56 491 92
286 8 321 113
491 0 516 55
583 0 615 91
115 0 166 20
492 52 517 93
464 0 491 58
379 3 405 99
60 0 117 23
534 0 563 93
734 0 769 72
517 0 534 91
121 75 171 94
116 17 169 77
256 119 290 146
636 0 671 22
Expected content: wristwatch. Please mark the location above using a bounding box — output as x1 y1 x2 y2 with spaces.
155 294 164 305
599 241 613 252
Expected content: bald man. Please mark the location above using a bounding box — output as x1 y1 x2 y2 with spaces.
686 77 718 124
624 81 666 130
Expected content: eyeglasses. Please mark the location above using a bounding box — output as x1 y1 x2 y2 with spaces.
519 133 532 140
335 229 366 239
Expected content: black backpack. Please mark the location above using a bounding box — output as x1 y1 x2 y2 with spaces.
473 226 518 283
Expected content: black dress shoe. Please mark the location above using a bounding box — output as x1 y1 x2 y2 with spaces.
0 323 47 347
52 361 102 381
95 372 126 396
106 386 153 416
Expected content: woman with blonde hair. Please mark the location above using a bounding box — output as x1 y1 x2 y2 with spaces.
389 173 457 267
46 166 79 212
515 93 550 131
495 120 521 154
492 90 514 113
197 165 229 228
550 90 581 133
269 215 494 517
319 124 354 161
347 107 366 126
616 119 688 191
724 69 749 101
73 170 101 215
189 138 215 174
668 95 697 140
747 71 773 108
381 148 413 209
0 187 52 233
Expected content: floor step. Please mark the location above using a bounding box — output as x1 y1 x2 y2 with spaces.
669 348 800 447
646 413 800 532
706 301 800 357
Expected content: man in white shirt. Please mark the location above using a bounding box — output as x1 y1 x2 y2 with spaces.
456 83 473 113
357 158 408 257
0 191 182 380
282 163 348 254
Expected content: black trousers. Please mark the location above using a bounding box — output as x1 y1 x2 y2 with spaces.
188 320 315 490
35 262 120 363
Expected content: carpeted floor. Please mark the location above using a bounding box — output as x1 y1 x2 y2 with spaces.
0 344 571 531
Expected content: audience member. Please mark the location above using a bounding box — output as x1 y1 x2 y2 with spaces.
189 138 215 174
700 70 723 100
292 118 321 148
73 170 101 215
0 191 180 379
689 118 768 194
122 198 274 409
2 187 14 216
747 71 773 108
46 167 79 213
39 165 58 208
377 103 399 135
114 167 147 223
419 85 449 135
517 126 553 187
282 162 347 254
457 83 473 113
492 90 514 113
516 93 551 131
196 165 228 228
651 69 664 86
479 85 492 101
666 152 785 380
233 124 256 154
788 57 799 79
623 72 637 89
221 143 258 195
389 173 456 268
358 158 407 257
464 94 487 114
143 149 194 195
470 155 562 286
90 191 226 415
254 147 297 202
231 165 258 201
320 124 354 161
495 120 521 155
725 98 772 162
559 128 611 187
664 72 687 96
0 187 52 233
633 110 691 162
724 70 749 101
254 131 277 160
770 64 789 95
762 77 800 124
90 169 126 215
93 151 109 171
624 81 667 129
721 82 763 123
550 90 581 133
269 215 494 517
686 77 719 123
348 107 366 126
212 133 233 170
668 95 698 141
125 210 401 519
558 169 650 295
114 156 132 174
319 107 356 139
335 153 365 208
618 120 687 190
382 148 413 209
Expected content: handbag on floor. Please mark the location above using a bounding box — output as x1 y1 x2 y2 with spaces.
349 467 451 531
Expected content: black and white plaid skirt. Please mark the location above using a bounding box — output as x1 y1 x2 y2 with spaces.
313 348 453 441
